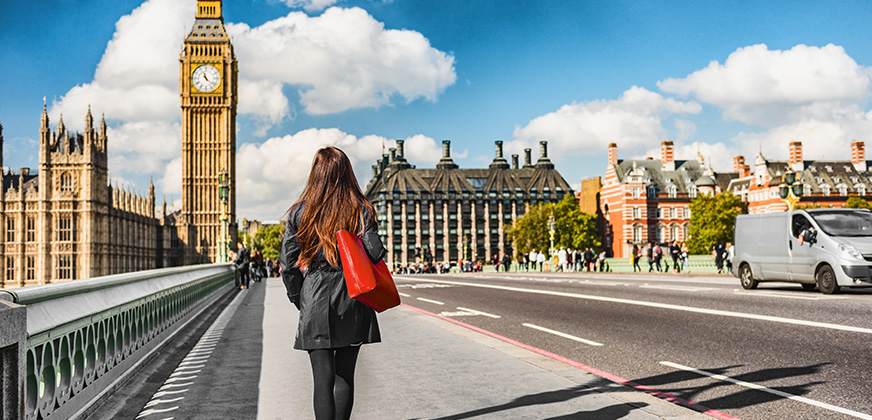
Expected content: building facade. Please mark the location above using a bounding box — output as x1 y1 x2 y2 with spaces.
364 140 572 268
177 0 239 264
728 141 872 213
0 109 179 288
599 141 736 258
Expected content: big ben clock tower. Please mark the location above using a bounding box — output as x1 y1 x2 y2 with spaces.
180 0 237 263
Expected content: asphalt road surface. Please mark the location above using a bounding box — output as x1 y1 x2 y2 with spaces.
394 271 872 420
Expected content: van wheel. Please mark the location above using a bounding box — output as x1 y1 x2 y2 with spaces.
739 264 758 290
801 283 816 291
816 265 840 294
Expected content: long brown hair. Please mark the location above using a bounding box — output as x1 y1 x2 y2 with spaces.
289 146 375 270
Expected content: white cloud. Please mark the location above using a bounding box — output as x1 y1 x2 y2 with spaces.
673 119 696 141
508 86 701 159
278 0 340 12
227 7 456 120
236 128 441 219
47 0 455 220
658 44 872 126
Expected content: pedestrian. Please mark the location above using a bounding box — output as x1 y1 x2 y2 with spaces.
558 247 567 272
597 249 606 272
713 240 725 274
234 241 251 289
653 243 662 272
632 244 641 272
726 242 735 274
501 252 511 272
536 251 546 271
680 242 689 273
670 240 680 273
646 243 654 272
280 146 384 420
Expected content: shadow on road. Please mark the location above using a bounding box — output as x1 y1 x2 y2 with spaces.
631 362 830 410
419 384 648 420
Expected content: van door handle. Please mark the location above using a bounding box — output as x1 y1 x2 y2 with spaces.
789 241 793 250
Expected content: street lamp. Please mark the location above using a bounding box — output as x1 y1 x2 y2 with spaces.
778 168 804 211
217 169 230 263
547 212 556 256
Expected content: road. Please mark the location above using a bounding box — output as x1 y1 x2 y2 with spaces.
394 271 872 420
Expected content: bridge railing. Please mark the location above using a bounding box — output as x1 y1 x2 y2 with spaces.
0 264 235 420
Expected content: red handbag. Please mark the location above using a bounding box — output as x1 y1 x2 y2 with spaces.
336 230 401 312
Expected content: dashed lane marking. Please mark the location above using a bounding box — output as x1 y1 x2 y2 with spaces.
661 361 872 419
456 306 501 318
398 292 411 297
640 284 717 292
396 277 872 335
136 289 246 419
732 290 850 300
522 323 603 346
416 297 445 305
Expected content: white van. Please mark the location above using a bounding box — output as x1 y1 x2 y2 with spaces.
733 208 872 294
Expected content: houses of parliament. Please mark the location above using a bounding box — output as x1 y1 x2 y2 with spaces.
0 0 237 287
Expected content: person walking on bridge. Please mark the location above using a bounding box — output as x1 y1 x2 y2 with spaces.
280 146 386 420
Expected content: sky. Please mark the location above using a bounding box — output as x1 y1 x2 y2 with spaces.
2 0 872 221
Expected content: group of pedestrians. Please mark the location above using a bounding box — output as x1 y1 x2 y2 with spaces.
631 241 689 273
232 242 281 289
712 240 735 274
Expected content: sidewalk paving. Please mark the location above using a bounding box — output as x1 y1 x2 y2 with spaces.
257 278 715 420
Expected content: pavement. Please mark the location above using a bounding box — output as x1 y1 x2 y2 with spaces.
254 277 717 420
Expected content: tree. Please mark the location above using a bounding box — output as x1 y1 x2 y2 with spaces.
252 223 285 259
687 192 745 254
507 194 600 254
845 196 872 209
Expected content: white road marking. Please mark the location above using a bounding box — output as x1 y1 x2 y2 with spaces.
396 277 872 335
732 290 850 300
152 389 188 398
639 284 716 292
456 307 501 318
165 375 198 383
170 370 201 377
145 397 185 407
661 361 872 420
173 364 205 370
158 382 195 391
440 311 477 317
136 406 179 418
522 323 603 346
417 297 445 305
398 292 411 297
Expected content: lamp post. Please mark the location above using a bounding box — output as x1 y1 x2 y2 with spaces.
778 168 804 211
217 169 230 263
547 212 556 256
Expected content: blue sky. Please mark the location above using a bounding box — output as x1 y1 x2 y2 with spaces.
2 0 872 220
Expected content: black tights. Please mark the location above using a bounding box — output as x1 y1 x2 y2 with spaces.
308 346 360 420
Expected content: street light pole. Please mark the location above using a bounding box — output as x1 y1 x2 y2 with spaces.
547 212 556 256
217 169 230 263
778 168 804 211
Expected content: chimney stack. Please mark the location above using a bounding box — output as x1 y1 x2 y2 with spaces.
523 148 533 168
442 140 451 159
495 140 504 158
396 140 405 160
539 141 548 159
733 156 744 173
437 140 459 170
389 147 396 163
852 141 866 172
511 154 519 169
789 141 803 171
661 141 675 171
608 143 618 166
372 165 379 179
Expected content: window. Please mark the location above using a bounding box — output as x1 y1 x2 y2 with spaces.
632 206 640 219
26 217 36 242
670 225 678 241
667 185 677 198
632 188 640 199
859 185 867 196
57 214 76 242
632 224 642 242
57 255 76 280
59 172 74 193
839 185 848 196
26 256 35 281
5 218 15 242
822 185 831 197
670 207 677 219
659 225 667 242
689 185 698 199
685 207 691 219
647 185 657 198
5 257 14 282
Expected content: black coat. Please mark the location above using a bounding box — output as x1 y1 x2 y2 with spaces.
280 204 385 350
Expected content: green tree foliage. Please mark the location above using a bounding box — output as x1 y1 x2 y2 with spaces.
845 196 872 209
687 192 745 254
251 223 285 259
507 195 601 254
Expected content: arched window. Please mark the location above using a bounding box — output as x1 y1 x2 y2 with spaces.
647 185 657 198
670 224 678 241
59 172 74 193
667 185 677 198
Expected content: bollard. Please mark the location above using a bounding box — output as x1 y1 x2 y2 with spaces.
0 298 26 420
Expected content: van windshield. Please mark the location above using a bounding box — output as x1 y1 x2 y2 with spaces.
809 210 872 237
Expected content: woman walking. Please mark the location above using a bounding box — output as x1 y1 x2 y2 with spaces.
280 146 385 420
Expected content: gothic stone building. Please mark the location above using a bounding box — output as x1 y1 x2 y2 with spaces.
0 109 180 288
364 140 572 268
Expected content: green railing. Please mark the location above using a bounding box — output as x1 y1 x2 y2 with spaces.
0 264 235 420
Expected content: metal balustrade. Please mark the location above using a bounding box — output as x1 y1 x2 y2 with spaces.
0 264 235 420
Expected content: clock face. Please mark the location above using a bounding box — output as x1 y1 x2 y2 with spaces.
192 65 221 92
